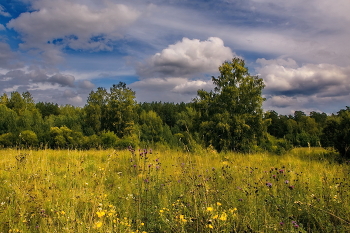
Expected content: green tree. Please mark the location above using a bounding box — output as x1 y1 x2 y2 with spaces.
7 91 26 115
0 93 9 105
36 102 60 119
321 107 350 157
100 131 118 148
0 105 17 134
139 110 164 143
20 130 38 148
49 126 82 148
84 87 108 134
106 82 136 138
194 58 266 152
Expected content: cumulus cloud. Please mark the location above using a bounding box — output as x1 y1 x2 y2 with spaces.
6 0 140 52
78 80 95 89
137 37 234 78
0 67 91 106
130 77 214 103
258 58 350 97
131 37 234 102
0 42 23 69
172 80 214 94
48 74 75 87
258 58 350 113
2 68 77 87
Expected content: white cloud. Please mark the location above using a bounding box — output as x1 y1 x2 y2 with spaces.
0 24 5 30
0 42 23 69
48 73 75 87
257 58 350 97
7 0 140 52
78 80 95 89
258 58 350 113
130 77 214 103
0 5 11 17
172 80 213 94
137 37 234 78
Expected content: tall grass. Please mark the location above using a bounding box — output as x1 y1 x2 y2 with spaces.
0 148 349 232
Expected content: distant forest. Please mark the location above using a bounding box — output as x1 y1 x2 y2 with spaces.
0 58 349 157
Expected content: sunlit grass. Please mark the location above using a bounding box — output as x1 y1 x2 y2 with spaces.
0 148 349 232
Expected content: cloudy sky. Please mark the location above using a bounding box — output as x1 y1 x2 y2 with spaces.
1 0 349 114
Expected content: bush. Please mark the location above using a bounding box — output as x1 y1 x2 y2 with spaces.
0 133 16 147
20 130 38 148
100 131 118 148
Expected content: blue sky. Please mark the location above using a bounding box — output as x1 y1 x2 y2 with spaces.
1 0 350 114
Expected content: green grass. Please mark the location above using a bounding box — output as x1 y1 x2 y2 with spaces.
0 148 349 232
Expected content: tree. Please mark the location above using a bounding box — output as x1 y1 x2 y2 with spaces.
0 105 17 134
139 110 164 143
7 91 26 115
194 58 266 152
100 131 118 148
84 87 108 134
36 102 60 119
106 82 136 138
20 130 38 148
321 107 350 157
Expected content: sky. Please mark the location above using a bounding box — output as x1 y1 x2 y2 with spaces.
0 0 350 115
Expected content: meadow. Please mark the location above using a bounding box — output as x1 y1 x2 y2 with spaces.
0 148 349 232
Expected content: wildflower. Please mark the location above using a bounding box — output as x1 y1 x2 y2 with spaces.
96 211 106 218
179 215 187 223
219 212 227 221
207 224 214 229
266 182 273 188
216 202 222 206
284 180 289 184
94 221 103 228
207 207 213 212
288 185 295 190
159 210 164 213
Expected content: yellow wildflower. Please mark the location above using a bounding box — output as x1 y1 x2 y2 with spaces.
207 207 213 212
96 211 106 218
207 224 214 229
216 202 222 206
179 215 187 222
94 221 103 228
219 212 227 221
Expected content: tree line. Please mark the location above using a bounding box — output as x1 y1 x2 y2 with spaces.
0 58 349 157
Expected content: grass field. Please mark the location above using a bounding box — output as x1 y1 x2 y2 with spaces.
0 148 349 232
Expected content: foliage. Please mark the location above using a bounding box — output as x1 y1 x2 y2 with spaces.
20 130 38 147
321 107 350 157
0 59 349 156
100 131 118 148
194 58 265 152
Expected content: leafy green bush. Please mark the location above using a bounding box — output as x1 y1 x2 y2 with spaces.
100 131 118 148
